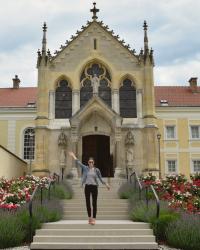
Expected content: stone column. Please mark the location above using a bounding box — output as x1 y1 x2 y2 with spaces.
136 89 143 119
112 89 119 113
49 90 55 119
114 137 122 178
72 90 80 115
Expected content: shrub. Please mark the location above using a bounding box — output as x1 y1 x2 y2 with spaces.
151 213 179 241
0 215 25 248
166 213 200 250
118 182 134 199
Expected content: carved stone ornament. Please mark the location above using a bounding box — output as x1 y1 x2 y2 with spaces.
125 130 135 146
58 129 67 147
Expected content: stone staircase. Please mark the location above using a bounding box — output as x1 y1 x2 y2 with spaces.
31 179 158 249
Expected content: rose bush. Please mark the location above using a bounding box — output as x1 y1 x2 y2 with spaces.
0 175 55 210
140 173 200 214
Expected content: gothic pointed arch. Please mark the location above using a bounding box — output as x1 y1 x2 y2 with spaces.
55 78 72 118
80 61 111 107
119 78 137 118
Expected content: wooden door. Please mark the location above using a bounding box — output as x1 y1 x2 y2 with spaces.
82 135 113 177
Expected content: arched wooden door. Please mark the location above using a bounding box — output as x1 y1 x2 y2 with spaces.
82 135 113 177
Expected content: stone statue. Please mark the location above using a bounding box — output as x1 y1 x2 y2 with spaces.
91 74 99 95
126 147 134 166
58 129 67 147
125 130 135 146
58 129 67 172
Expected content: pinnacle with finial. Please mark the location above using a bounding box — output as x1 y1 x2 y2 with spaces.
42 22 47 56
143 20 148 30
90 2 99 20
43 22 47 32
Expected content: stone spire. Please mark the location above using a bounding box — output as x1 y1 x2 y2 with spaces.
143 20 149 54
90 2 99 20
42 22 47 56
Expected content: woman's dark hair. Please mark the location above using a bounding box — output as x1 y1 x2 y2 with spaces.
88 157 95 162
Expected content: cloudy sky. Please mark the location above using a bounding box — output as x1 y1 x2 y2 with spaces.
0 0 199 87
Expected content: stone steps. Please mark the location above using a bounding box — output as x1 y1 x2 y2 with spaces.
31 221 158 249
30 183 158 250
36 228 154 236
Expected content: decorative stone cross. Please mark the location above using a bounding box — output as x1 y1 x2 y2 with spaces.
90 2 99 20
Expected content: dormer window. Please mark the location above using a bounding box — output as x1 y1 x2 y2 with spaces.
160 99 168 106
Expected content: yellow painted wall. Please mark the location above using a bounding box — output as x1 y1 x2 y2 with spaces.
0 120 8 147
0 145 27 179
178 119 189 148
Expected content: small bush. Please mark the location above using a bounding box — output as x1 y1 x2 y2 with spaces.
0 215 25 248
53 184 72 199
118 182 134 199
35 205 62 223
151 213 179 241
166 213 200 250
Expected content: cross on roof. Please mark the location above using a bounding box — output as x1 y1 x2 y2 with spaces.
90 2 99 20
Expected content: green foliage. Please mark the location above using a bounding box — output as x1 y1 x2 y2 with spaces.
53 184 72 199
166 213 200 250
118 182 135 199
151 213 179 241
35 205 62 223
0 215 25 248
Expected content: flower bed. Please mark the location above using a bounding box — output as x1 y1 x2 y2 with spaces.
0 175 55 210
140 173 200 214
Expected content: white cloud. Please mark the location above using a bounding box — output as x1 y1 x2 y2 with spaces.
155 54 200 86
0 0 199 87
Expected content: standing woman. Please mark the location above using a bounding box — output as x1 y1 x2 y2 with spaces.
68 151 110 225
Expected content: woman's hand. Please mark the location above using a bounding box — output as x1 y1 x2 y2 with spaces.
68 151 77 160
106 183 110 190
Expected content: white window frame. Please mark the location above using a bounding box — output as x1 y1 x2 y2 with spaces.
190 125 200 140
23 127 35 161
165 125 176 140
192 160 200 173
166 160 177 174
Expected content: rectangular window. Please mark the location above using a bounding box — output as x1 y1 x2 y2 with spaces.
191 126 200 139
166 126 175 139
193 160 200 172
167 160 176 173
94 39 97 50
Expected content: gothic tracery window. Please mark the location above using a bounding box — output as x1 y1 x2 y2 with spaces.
119 78 137 118
23 128 35 160
55 79 72 118
80 63 111 107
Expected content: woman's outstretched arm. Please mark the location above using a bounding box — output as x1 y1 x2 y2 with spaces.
68 151 87 170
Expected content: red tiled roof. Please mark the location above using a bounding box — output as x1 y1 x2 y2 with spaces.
0 86 200 108
155 86 200 107
0 87 37 107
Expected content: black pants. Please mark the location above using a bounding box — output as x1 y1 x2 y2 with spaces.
84 184 98 218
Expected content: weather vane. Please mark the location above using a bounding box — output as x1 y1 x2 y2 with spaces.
90 2 99 20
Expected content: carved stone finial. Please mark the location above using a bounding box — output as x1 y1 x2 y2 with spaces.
125 130 135 145
90 2 99 20
143 20 148 30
